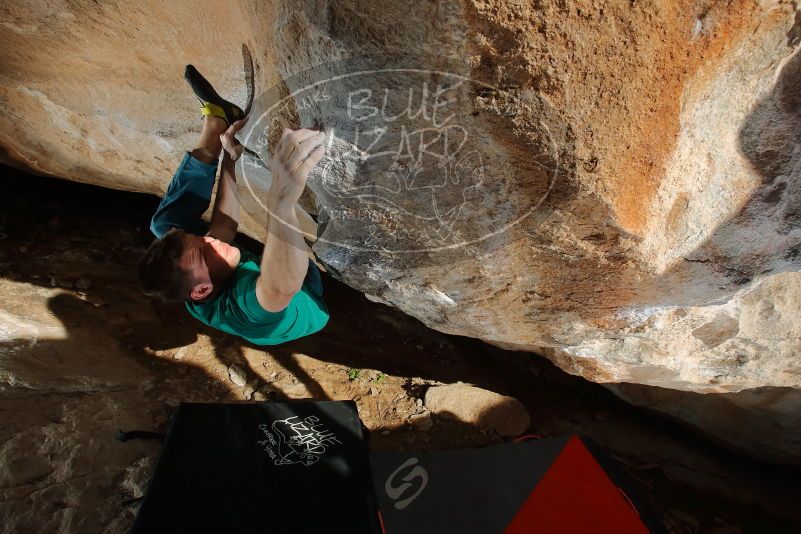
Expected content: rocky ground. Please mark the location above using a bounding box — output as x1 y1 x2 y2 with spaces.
0 167 799 533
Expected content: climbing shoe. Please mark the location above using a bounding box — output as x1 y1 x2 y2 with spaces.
184 64 244 125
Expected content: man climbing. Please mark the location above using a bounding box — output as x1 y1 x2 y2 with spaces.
137 65 329 345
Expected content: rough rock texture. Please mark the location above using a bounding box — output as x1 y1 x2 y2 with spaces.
425 383 531 437
1 1 800 462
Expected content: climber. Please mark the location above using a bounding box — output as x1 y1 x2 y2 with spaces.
136 65 329 345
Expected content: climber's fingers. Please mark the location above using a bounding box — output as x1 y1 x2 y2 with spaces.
220 117 248 161
286 131 326 173
297 143 325 177
227 117 249 135
276 127 321 164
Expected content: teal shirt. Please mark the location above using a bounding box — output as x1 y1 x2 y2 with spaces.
151 153 329 345
185 250 329 346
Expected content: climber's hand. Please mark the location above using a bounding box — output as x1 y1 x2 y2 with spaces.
268 128 326 210
220 117 248 161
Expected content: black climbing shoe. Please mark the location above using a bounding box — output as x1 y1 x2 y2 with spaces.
184 64 244 125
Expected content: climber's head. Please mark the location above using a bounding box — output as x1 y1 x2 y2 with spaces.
137 227 240 303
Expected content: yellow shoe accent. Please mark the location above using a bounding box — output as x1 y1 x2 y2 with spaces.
200 102 227 123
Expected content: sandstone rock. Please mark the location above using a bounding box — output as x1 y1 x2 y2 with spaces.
227 364 247 387
425 384 530 437
282 381 314 399
0 0 799 462
0 275 159 532
252 383 281 401
408 411 434 431
261 383 281 396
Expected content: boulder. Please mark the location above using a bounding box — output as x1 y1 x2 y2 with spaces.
425 383 530 437
1 0 799 462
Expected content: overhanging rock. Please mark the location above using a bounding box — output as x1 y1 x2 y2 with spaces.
0 0 799 463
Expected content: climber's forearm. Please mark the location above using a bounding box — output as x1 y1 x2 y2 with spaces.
254 127 324 312
206 153 240 243
255 201 309 312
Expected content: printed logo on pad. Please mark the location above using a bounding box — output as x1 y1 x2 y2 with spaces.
385 457 429 510
258 415 342 467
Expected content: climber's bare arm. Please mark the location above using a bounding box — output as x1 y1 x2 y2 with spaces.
205 153 239 243
256 128 325 312
207 119 247 243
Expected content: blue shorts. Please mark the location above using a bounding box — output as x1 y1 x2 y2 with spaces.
150 152 218 238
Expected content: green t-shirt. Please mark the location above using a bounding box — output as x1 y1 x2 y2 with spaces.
186 250 329 345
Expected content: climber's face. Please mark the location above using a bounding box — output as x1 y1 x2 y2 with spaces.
179 233 241 302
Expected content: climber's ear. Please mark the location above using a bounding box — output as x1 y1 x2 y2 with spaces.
190 281 213 302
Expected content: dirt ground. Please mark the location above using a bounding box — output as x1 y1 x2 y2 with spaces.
0 167 799 533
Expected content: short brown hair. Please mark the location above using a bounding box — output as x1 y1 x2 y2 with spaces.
136 227 193 302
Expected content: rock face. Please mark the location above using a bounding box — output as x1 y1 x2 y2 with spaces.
1 1 800 462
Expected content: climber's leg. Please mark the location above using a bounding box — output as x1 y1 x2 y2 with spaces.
149 65 246 238
190 116 227 164
149 116 227 237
